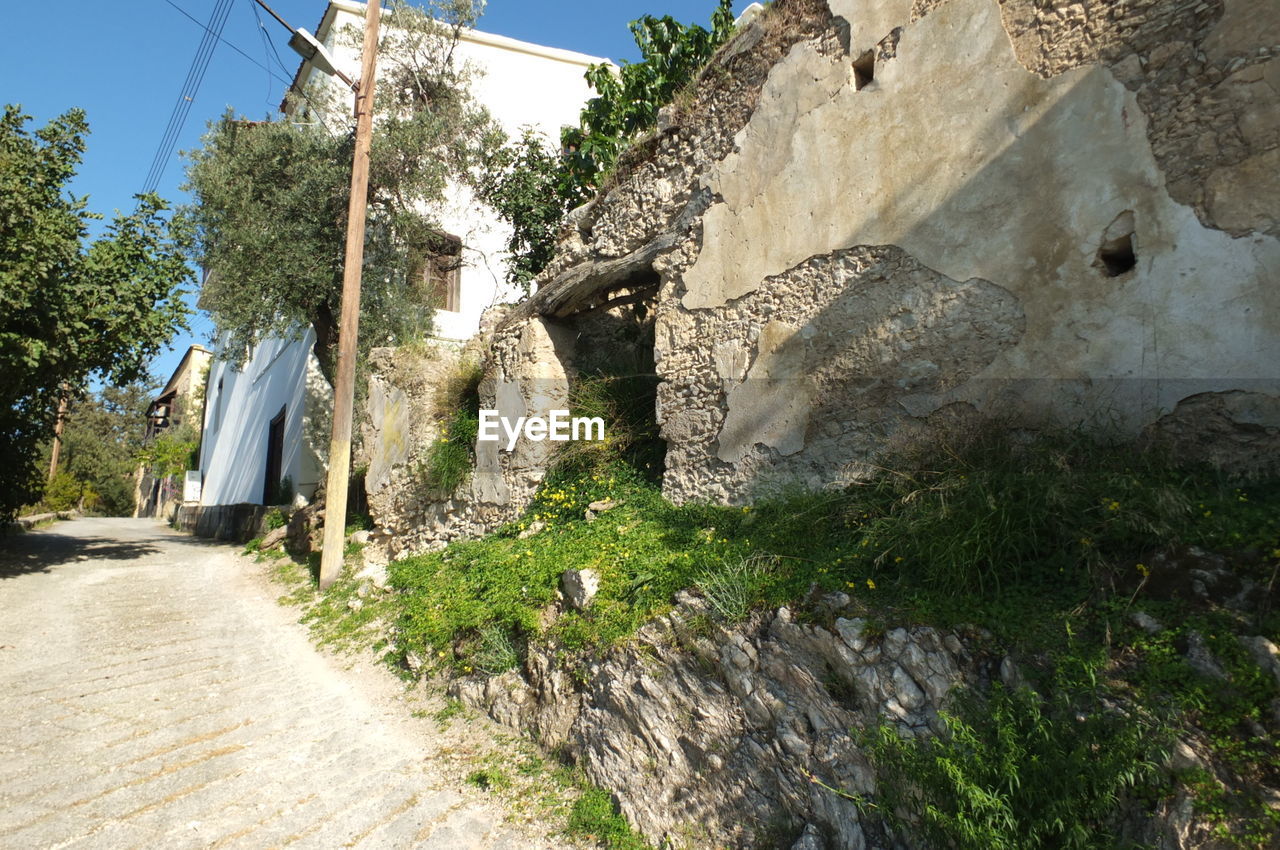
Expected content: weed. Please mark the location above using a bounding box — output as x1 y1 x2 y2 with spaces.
566 785 649 849
466 767 511 792
857 677 1170 850
264 507 287 531
695 552 777 622
473 624 522 675
433 698 468 726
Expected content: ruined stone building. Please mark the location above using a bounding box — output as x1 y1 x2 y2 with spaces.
366 0 1278 553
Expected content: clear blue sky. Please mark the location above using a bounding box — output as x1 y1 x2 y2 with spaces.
0 0 745 387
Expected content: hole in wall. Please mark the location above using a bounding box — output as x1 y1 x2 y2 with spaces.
1096 211 1137 277
853 50 875 90
562 269 665 481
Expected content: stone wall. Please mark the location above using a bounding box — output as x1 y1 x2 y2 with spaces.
361 313 578 557
453 589 1261 849
506 0 1280 505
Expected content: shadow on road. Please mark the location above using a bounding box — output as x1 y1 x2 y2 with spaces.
0 535 163 580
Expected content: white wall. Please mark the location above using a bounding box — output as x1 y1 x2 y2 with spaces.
306 1 603 341
199 333 328 507
196 3 599 508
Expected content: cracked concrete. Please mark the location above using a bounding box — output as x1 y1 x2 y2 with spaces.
0 517 557 849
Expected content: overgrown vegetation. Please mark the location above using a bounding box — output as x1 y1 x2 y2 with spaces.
857 678 1169 849
417 358 483 494
380 412 1279 844
560 0 736 192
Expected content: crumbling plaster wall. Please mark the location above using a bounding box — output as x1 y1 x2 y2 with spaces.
622 0 1279 504
363 316 576 556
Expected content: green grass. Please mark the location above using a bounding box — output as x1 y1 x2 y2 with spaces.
389 430 1279 671
566 785 649 849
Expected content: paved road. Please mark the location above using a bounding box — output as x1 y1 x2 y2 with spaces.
0 518 543 849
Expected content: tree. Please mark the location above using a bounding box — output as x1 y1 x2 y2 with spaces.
473 127 590 291
477 0 735 289
0 105 191 521
180 0 499 382
46 380 156 516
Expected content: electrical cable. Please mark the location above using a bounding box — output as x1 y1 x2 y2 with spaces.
159 0 290 86
142 0 235 194
249 0 294 79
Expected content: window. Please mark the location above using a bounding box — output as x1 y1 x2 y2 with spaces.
418 233 463 313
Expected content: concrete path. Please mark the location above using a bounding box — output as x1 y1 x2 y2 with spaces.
0 518 549 849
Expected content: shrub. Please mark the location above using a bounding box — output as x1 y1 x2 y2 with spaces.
861 679 1169 850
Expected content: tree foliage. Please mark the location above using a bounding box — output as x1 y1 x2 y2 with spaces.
561 0 735 190
0 105 191 521
181 0 498 381
477 0 735 289
473 128 589 290
46 380 156 516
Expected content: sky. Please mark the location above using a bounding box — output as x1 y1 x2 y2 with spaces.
1 0 747 388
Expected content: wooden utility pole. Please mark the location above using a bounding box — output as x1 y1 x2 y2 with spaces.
47 392 69 482
318 0 380 590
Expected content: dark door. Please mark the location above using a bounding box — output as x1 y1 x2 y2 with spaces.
263 406 286 505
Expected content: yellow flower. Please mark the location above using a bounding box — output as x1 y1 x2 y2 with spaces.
1135 563 1150 578
866 579 876 590
894 556 903 564
1202 510 1212 518
1106 500 1121 512
1079 537 1093 547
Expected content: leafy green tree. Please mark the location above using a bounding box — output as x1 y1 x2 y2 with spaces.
50 380 156 516
473 127 590 291
478 0 735 289
564 0 734 191
181 0 499 382
0 105 191 521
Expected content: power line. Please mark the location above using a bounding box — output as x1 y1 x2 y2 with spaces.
142 0 235 194
250 0 294 80
159 0 291 86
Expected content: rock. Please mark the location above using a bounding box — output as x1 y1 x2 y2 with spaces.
1184 631 1228 681
518 520 545 539
1000 656 1027 689
1130 611 1163 634
1241 635 1280 687
1166 739 1205 771
347 598 363 613
258 524 289 551
561 569 600 611
587 498 620 513
791 822 825 850
349 529 371 545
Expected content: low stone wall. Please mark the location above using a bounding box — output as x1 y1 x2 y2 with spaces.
173 503 273 543
448 589 1255 849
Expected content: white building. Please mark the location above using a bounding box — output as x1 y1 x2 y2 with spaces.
194 1 603 513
